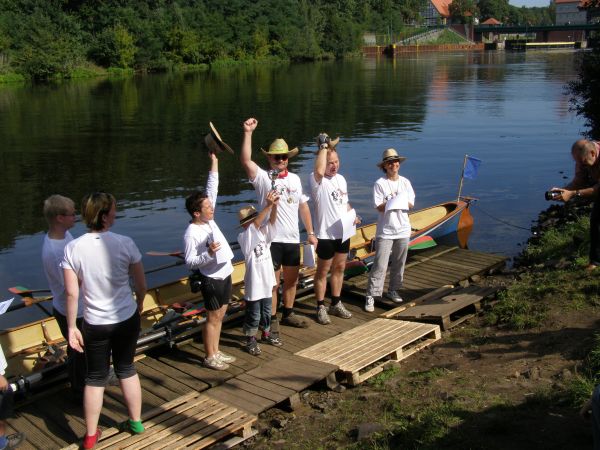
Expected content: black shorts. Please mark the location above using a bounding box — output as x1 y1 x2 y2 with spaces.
270 242 300 270
0 388 14 420
200 274 232 311
316 238 350 260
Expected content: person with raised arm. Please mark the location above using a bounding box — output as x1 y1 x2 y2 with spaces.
237 190 281 354
310 133 358 325
64 192 147 449
183 151 236 371
240 118 318 333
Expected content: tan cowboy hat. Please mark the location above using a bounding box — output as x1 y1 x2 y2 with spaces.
204 122 234 154
316 132 340 149
261 138 299 158
377 148 406 168
238 205 258 226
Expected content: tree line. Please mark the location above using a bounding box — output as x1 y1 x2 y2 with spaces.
0 0 552 81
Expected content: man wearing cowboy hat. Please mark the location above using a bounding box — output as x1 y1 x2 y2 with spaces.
241 118 318 331
310 133 357 325
364 148 415 312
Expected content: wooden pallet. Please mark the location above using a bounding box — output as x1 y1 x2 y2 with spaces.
391 287 497 330
296 319 441 386
62 392 256 450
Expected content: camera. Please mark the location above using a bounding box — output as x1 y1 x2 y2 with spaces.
545 190 561 201
188 270 203 293
317 133 331 148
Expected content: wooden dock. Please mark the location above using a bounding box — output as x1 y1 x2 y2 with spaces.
7 245 506 449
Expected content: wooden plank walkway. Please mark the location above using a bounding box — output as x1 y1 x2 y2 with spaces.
343 245 506 305
8 246 506 449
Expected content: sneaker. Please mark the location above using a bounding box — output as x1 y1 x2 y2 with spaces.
280 311 309 328
83 429 101 450
3 432 24 450
216 351 236 363
329 302 352 319
384 290 403 304
203 355 229 371
364 296 375 312
246 338 262 356
316 305 331 325
261 331 283 346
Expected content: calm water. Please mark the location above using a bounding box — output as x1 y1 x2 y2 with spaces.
0 50 585 325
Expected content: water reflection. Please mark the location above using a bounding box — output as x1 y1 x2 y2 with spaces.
0 50 584 313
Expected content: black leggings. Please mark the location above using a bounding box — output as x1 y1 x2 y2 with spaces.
83 311 140 387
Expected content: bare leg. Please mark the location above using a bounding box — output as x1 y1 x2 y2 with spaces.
328 252 347 297
119 374 142 422
314 257 333 301
84 385 105 436
281 265 299 308
271 268 281 314
204 305 228 357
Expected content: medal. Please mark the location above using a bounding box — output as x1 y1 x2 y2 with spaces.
287 196 293 204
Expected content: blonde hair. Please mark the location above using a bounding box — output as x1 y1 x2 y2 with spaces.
81 192 116 231
43 195 75 223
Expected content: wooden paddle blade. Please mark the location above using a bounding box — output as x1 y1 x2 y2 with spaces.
409 236 437 250
8 286 51 296
344 260 368 277
146 251 184 259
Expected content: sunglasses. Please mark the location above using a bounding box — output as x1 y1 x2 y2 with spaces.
273 154 288 162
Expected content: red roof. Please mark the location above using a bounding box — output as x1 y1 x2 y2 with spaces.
431 0 452 17
482 18 501 24
555 0 584 4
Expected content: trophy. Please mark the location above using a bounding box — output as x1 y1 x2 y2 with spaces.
268 169 279 191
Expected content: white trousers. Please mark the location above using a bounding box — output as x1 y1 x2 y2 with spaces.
366 237 409 297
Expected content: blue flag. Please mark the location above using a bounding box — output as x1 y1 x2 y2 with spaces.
463 156 481 180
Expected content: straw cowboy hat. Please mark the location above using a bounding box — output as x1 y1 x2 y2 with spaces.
238 205 258 226
316 132 340 149
377 148 406 168
204 122 234 154
261 138 299 158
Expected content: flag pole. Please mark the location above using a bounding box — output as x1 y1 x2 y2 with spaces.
457 154 468 202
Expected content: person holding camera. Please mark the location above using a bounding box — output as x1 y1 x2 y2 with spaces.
183 151 236 371
549 139 600 270
310 133 358 325
241 118 318 333
237 190 281 355
364 149 415 312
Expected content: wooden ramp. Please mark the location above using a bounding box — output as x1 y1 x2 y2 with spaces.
381 285 501 330
343 245 507 304
205 355 338 415
62 392 256 450
296 319 441 386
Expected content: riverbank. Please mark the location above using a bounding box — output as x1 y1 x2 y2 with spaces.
243 201 600 449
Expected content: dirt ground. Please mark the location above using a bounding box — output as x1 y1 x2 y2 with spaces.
240 274 599 449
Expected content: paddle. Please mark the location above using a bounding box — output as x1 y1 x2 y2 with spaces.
146 251 184 259
408 235 437 250
8 286 51 296
344 260 368 278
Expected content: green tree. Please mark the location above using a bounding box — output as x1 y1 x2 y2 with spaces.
478 0 510 21
90 24 136 68
450 0 480 23
569 47 600 139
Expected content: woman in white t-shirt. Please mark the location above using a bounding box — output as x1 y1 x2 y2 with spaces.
365 149 415 313
64 192 147 449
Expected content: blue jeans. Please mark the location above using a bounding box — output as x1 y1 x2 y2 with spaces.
243 297 272 337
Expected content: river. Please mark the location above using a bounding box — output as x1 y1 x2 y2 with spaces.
0 50 585 326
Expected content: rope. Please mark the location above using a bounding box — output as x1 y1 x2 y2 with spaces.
472 203 531 231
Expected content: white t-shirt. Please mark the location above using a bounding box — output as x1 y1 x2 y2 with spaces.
250 167 309 243
373 176 415 239
183 170 234 280
238 223 277 301
0 344 6 376
42 231 83 317
62 231 142 325
310 173 349 240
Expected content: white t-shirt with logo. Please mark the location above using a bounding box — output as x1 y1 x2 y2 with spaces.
250 167 308 243
238 223 277 301
310 173 349 240
183 170 234 280
42 231 83 317
373 176 415 239
62 231 142 325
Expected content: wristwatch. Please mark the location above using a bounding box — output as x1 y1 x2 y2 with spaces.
307 232 315 236
576 190 581 198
